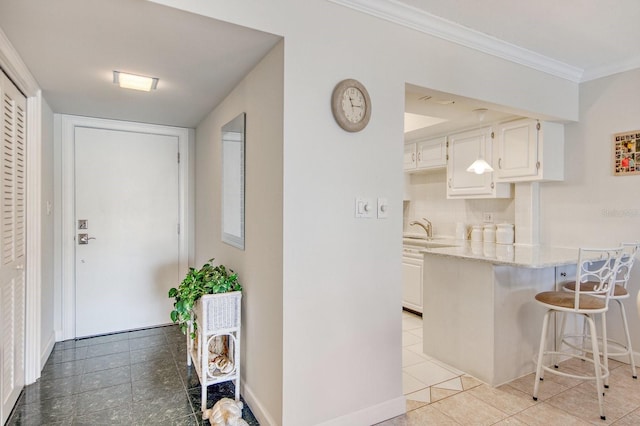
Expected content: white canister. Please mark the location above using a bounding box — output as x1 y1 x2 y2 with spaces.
471 240 483 255
483 242 496 258
496 243 515 261
496 223 515 244
470 225 483 242
483 224 496 243
455 222 468 240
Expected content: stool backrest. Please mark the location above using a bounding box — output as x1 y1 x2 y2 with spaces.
574 247 625 309
615 242 640 289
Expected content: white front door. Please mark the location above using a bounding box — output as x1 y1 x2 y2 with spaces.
74 127 180 337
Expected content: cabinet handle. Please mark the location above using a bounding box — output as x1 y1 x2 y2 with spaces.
417 152 421 162
448 178 452 188
412 153 415 162
498 158 502 169
491 182 495 189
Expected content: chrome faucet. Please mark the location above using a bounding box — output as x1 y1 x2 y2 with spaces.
409 218 432 238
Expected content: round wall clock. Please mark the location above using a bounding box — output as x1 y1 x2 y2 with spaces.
331 79 371 132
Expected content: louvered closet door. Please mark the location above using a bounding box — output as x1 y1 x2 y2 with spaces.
0 71 26 426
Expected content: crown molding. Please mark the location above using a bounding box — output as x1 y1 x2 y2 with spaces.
581 55 640 82
329 0 584 83
0 27 39 96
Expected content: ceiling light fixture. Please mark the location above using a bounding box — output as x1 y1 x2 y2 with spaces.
467 108 494 174
113 71 159 92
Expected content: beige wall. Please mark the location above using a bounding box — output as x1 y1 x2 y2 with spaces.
541 68 640 247
194 41 284 425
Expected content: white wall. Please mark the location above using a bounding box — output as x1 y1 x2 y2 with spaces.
404 170 515 237
540 67 640 365
152 1 579 424
40 98 55 366
194 42 284 425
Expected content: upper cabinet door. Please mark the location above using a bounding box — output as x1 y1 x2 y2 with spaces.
403 142 417 171
495 119 539 179
416 136 447 169
447 127 510 199
404 137 447 172
495 118 564 182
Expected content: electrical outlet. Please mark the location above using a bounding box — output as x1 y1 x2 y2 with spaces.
483 212 494 223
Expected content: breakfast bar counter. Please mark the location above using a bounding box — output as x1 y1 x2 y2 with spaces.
418 242 579 387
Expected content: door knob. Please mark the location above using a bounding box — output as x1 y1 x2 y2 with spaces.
78 233 96 245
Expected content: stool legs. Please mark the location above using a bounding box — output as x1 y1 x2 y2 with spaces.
533 311 607 420
601 313 609 388
533 310 551 401
586 314 607 420
615 299 637 379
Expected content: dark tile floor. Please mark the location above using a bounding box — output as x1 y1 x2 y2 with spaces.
6 325 258 425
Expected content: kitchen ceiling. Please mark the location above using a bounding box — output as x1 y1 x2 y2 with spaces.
1 1 638 129
404 85 519 140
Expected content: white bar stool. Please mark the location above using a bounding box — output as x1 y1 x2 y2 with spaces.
561 242 639 384
532 247 624 421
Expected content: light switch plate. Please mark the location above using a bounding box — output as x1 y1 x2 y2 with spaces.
355 198 373 218
377 197 389 218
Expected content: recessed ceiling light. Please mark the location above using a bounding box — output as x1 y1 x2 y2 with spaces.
418 94 455 105
404 112 448 133
113 71 159 92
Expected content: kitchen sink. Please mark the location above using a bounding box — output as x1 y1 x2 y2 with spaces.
403 241 457 250
403 233 449 241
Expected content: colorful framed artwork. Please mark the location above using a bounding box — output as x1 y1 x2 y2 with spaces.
613 130 640 176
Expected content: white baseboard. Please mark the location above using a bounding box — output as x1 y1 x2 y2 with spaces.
316 396 406 426
241 381 278 426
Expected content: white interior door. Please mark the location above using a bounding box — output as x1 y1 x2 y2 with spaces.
74 127 180 337
0 71 26 425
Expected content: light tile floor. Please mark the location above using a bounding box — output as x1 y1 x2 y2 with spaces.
380 310 640 425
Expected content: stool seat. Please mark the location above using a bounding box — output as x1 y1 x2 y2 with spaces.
535 291 605 310
562 281 628 297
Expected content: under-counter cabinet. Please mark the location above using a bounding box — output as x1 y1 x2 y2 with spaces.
402 248 423 313
494 118 564 182
446 127 511 199
404 136 447 172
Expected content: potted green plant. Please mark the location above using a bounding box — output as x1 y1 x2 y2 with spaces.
168 258 242 336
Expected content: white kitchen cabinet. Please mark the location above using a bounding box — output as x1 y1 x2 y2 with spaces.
495 118 564 182
446 127 511 199
404 136 447 172
404 142 417 170
402 249 423 313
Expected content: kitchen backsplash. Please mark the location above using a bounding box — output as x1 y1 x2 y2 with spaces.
403 170 515 237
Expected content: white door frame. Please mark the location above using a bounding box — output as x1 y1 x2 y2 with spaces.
0 28 43 384
58 115 190 340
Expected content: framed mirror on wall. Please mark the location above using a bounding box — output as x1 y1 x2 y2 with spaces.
221 113 246 250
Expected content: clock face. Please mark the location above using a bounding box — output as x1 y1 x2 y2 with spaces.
341 87 366 124
331 79 371 132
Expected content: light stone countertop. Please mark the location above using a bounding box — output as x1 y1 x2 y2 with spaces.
403 236 582 268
